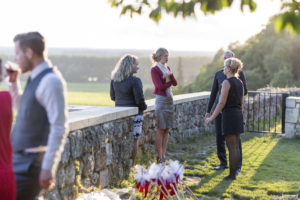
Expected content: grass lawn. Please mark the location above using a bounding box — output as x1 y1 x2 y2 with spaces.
1 82 152 106
68 91 114 106
66 82 153 106
166 132 300 200
67 82 114 106
120 131 300 200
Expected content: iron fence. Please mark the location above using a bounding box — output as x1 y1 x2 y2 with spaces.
244 91 289 134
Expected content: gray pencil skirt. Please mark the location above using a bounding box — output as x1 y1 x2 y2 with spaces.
155 95 174 129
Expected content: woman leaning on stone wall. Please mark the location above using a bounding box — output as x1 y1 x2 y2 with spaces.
110 54 147 165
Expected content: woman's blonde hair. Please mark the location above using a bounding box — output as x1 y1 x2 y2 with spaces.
111 54 137 82
224 57 243 76
152 47 168 63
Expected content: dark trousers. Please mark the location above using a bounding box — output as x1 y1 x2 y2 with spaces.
14 153 43 200
215 114 242 169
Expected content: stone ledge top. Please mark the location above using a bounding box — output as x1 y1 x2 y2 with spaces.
145 91 210 111
68 92 210 131
287 96 300 101
68 106 138 131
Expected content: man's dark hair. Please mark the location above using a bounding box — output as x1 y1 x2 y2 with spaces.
13 32 45 57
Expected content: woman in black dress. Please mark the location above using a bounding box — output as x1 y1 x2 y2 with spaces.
205 57 244 180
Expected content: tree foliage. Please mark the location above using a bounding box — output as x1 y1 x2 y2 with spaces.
109 0 300 34
174 20 300 94
275 0 300 34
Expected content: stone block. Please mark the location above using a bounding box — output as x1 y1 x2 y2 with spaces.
82 153 95 177
106 143 113 165
45 189 61 200
94 150 105 171
57 163 76 189
296 125 300 134
100 169 109 188
70 130 84 159
59 187 76 200
285 123 296 138
57 167 66 188
287 97 300 107
61 138 70 164
91 173 100 185
65 163 76 186
81 178 92 188
295 97 300 103
285 108 299 123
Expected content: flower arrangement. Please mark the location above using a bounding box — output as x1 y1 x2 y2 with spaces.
134 160 198 200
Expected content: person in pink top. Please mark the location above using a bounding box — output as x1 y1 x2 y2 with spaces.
150 48 177 163
0 59 16 200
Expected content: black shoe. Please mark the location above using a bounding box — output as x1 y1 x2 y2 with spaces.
214 165 228 170
236 169 241 175
222 175 236 181
156 156 162 163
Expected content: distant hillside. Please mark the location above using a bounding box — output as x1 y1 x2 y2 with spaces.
0 47 215 57
0 48 213 86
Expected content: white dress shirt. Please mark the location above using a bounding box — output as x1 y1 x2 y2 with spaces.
9 61 69 174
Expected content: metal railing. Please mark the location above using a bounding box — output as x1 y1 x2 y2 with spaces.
244 91 289 134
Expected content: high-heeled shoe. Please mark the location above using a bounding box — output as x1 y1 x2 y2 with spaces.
161 155 166 163
156 156 163 164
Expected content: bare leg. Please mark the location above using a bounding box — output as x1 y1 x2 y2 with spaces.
161 129 169 161
156 128 165 161
131 138 139 165
225 134 240 179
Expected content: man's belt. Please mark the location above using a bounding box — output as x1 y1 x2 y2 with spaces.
16 146 47 154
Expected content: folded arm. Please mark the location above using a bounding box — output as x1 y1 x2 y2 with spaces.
151 68 172 90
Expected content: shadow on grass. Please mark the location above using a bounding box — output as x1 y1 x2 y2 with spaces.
188 132 297 199
167 131 300 199
250 138 300 195
189 169 232 198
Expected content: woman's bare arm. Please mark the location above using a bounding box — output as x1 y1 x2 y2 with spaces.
209 80 230 121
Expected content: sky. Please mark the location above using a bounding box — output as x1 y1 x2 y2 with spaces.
0 0 282 52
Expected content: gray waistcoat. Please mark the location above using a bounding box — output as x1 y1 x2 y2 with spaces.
12 68 53 152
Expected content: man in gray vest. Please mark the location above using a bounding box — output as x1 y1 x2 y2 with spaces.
7 32 68 200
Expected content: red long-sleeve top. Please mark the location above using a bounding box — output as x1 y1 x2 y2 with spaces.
0 91 16 200
0 91 13 170
151 66 177 96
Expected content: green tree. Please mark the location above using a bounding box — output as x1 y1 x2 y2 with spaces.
175 19 300 94
270 66 294 87
108 0 300 34
176 56 184 86
174 49 224 94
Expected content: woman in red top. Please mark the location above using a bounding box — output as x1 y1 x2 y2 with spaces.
0 61 16 200
150 48 177 163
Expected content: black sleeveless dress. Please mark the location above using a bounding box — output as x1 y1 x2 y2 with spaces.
222 77 244 135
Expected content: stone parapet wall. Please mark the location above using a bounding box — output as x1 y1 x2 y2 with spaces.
39 88 300 199
42 92 213 200
285 97 300 138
